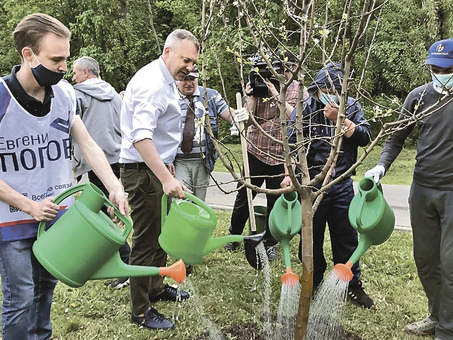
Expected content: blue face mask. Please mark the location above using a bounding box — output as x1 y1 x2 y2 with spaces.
432 73 453 90
319 92 339 105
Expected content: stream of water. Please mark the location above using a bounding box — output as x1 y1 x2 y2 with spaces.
255 242 273 338
306 270 349 340
274 278 301 340
178 246 348 340
182 278 224 340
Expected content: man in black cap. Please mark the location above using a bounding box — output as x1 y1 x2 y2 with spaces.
366 38 453 339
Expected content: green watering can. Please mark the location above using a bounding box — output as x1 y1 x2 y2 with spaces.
159 192 265 265
268 191 302 285
247 205 267 235
334 177 395 281
32 183 186 288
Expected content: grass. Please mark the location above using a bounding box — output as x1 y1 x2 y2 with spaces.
45 209 428 340
3 145 421 339
214 143 416 186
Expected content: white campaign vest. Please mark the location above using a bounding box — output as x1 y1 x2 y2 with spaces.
0 79 76 241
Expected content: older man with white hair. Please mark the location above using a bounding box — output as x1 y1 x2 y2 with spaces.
120 29 199 330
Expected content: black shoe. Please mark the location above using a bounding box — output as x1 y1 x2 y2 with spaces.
224 242 240 251
347 280 375 309
130 306 174 329
186 264 192 275
265 245 279 262
104 277 130 289
149 284 190 302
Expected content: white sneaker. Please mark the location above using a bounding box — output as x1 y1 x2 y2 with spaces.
405 316 437 335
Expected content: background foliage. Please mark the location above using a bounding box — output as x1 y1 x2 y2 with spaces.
0 0 452 141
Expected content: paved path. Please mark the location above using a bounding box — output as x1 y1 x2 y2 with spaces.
205 172 411 232
76 170 411 231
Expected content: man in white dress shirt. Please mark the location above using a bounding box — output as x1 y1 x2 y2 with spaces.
120 29 199 330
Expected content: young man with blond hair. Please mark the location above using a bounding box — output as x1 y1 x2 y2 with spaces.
0 13 127 339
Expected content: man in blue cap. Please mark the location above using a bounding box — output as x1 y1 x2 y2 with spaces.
284 62 374 309
366 38 453 339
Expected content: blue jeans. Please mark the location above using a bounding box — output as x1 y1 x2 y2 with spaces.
0 238 57 340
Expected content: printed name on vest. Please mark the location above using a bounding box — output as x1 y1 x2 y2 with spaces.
0 130 71 172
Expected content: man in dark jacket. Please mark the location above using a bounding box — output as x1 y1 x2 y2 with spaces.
285 62 374 308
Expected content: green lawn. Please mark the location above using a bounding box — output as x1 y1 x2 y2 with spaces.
4 146 422 339
47 210 426 340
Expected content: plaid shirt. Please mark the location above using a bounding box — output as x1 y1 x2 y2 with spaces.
247 80 299 165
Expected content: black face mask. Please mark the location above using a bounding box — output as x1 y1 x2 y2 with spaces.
31 63 65 87
29 51 65 87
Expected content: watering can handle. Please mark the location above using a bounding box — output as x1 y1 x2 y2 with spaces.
161 191 216 226
37 183 132 238
355 179 378 231
183 192 217 221
161 193 168 227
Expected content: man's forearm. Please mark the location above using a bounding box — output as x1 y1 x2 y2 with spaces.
0 179 34 215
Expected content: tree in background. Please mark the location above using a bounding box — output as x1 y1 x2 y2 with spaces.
195 0 453 338
1 0 451 116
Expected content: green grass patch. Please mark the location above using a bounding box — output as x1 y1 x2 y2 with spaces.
41 209 426 339
3 145 419 339
353 146 416 186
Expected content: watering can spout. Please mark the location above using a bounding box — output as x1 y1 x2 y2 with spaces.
348 234 373 265
281 267 299 286
333 237 372 282
243 231 266 246
159 260 186 284
90 254 186 284
201 234 245 257
333 261 354 282
201 232 266 258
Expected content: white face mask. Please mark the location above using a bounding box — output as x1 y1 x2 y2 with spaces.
318 90 339 105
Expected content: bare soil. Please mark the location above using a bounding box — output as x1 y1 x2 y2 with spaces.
194 322 364 340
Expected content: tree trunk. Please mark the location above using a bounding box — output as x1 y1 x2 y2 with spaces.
295 188 314 339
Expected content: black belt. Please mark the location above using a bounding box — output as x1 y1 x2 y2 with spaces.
120 162 149 170
175 153 203 159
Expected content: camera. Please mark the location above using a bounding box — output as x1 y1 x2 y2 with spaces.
249 54 282 97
